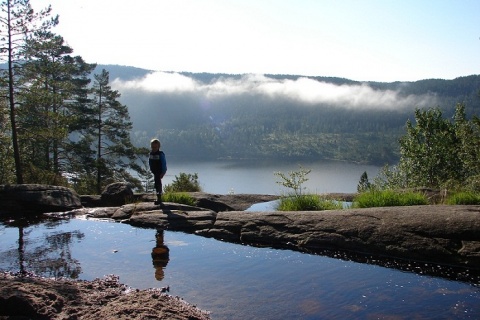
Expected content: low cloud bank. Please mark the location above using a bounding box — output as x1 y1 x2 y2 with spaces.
112 71 436 110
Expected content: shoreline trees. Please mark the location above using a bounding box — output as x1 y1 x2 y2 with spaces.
0 1 147 193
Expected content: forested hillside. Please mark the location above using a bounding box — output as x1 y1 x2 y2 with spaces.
99 65 480 165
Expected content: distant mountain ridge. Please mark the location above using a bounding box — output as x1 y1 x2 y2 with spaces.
97 63 479 97
96 64 480 165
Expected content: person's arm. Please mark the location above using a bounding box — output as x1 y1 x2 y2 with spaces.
160 153 167 178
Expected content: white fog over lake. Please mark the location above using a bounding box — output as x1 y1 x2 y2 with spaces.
160 158 381 195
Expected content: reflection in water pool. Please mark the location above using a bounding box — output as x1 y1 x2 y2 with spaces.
0 217 479 320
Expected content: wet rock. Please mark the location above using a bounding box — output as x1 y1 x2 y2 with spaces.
0 184 82 215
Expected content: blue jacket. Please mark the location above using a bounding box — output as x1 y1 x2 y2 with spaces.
149 150 167 176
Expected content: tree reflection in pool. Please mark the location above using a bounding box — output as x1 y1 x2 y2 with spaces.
0 217 479 320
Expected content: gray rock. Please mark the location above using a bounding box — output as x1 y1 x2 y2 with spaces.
201 205 480 267
188 192 279 211
111 202 211 220
100 182 134 206
0 184 82 215
128 210 217 232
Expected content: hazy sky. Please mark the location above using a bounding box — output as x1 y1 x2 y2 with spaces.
32 0 479 82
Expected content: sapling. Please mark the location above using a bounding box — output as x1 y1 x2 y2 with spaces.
274 165 311 196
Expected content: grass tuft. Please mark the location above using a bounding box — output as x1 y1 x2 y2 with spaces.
352 190 428 208
445 191 480 205
162 192 196 206
276 194 343 211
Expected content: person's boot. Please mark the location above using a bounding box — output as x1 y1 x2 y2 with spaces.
154 194 163 207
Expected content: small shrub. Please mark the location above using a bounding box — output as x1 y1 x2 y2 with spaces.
352 190 428 208
276 194 343 211
445 192 480 205
164 172 201 192
162 192 196 206
274 165 311 196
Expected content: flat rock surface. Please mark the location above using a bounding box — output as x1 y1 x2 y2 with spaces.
203 205 480 267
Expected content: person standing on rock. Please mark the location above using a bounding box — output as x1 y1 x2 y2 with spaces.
149 138 167 205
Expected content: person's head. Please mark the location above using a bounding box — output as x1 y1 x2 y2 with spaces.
150 139 161 151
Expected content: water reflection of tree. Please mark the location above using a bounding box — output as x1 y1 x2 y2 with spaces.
3 218 84 279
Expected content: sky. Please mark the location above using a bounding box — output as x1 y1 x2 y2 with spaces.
31 0 479 82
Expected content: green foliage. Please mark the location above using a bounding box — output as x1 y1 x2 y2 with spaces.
463 174 480 192
352 190 428 208
399 107 458 188
274 165 311 196
445 192 480 205
162 192 196 206
372 164 408 190
373 104 480 191
164 173 201 193
276 194 343 211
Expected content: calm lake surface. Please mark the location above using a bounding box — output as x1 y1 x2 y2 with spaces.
1 218 479 320
161 158 381 194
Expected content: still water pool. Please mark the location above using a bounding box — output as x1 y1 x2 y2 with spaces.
1 217 479 320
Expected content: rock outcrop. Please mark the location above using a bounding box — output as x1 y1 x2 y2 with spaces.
0 184 82 215
100 182 134 206
202 206 480 267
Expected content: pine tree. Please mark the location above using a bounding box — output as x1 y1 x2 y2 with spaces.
18 31 95 183
0 0 58 183
357 171 371 192
84 69 145 194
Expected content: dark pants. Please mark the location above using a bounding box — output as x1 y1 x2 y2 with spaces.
153 174 162 195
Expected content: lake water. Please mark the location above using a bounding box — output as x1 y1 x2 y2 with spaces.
1 217 479 320
161 158 381 194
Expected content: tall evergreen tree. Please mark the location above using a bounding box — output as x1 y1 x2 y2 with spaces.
85 69 144 194
18 30 95 183
0 0 58 183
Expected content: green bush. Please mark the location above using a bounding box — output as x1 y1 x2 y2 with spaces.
276 194 343 211
352 190 428 208
445 192 480 205
162 192 196 206
164 172 201 192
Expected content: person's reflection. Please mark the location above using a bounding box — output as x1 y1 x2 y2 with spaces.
151 229 170 281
